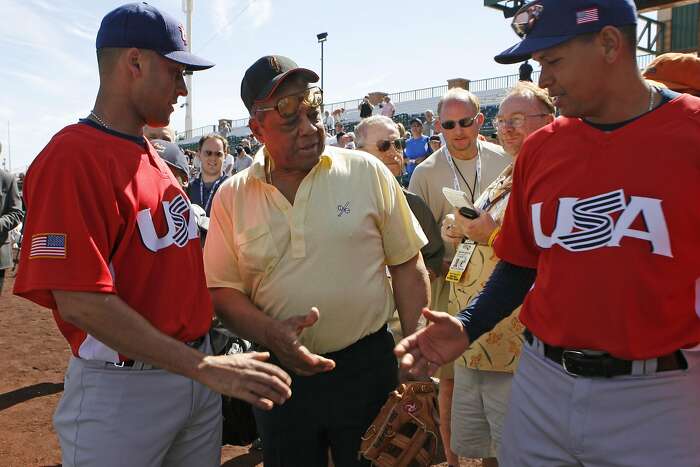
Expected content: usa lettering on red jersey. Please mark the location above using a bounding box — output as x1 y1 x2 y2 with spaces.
531 188 672 257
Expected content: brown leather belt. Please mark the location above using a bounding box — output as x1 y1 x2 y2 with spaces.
524 330 686 378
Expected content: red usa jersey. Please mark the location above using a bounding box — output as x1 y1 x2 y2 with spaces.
14 122 212 362
494 94 700 360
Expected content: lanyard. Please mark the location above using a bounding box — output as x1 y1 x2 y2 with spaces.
199 175 225 213
444 143 481 202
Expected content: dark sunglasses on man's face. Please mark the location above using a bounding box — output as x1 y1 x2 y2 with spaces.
254 86 323 119
376 139 403 152
440 115 478 130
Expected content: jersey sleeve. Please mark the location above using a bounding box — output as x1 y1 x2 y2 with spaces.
493 143 540 268
13 142 122 309
203 184 246 292
374 162 428 266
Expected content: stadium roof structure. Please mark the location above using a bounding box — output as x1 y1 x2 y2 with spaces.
484 0 694 17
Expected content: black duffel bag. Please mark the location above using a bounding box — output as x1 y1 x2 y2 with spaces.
209 321 259 446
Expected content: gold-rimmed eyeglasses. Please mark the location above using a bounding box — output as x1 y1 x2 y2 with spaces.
254 87 323 118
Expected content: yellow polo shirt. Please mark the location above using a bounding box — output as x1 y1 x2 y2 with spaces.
204 146 427 354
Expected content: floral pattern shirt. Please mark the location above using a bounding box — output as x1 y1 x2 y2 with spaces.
448 164 525 373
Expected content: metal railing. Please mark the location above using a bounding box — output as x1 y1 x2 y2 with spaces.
635 52 656 70
179 53 657 137
231 117 249 128
176 124 217 142
637 15 665 54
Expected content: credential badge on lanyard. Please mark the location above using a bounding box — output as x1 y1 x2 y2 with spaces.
446 240 477 283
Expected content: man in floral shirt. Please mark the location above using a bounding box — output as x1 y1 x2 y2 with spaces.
442 82 554 466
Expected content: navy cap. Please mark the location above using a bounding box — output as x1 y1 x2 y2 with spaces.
241 55 319 113
96 2 214 71
495 0 637 65
151 139 190 181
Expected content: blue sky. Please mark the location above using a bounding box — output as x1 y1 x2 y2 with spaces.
1 0 525 171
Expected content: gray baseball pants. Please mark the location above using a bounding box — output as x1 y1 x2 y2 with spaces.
54 336 222 467
499 337 700 467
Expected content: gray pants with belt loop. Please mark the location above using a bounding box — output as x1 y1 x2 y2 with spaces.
499 336 700 467
54 335 222 467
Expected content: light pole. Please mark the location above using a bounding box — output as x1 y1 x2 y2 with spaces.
316 32 328 99
182 0 194 135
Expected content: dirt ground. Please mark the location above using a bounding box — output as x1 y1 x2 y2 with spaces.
0 273 480 467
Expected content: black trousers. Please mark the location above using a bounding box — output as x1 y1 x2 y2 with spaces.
253 327 398 467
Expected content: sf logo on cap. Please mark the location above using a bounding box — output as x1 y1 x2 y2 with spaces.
268 56 282 73
178 24 188 46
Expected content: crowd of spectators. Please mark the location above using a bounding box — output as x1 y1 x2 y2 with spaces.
5 5 700 467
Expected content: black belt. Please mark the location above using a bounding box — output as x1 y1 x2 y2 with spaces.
113 335 207 368
524 330 685 378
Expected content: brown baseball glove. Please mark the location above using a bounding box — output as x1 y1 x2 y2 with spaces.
358 381 441 467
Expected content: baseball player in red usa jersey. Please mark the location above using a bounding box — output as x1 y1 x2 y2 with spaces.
13 4 290 466
395 1 700 466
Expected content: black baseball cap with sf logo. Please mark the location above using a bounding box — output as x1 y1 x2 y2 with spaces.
241 55 319 114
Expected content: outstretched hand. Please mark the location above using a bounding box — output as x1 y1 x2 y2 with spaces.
200 351 292 410
266 307 336 376
394 308 470 378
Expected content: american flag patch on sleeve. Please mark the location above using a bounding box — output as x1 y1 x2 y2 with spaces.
30 233 67 259
576 8 599 24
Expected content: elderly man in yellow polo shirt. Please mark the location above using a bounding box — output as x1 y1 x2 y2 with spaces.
204 55 430 467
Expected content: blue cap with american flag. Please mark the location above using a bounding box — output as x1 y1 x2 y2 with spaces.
30 233 67 259
494 0 638 65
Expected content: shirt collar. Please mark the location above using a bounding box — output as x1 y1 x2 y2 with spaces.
249 145 333 182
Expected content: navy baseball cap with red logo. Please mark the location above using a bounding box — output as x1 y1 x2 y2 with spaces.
96 2 215 71
494 0 638 64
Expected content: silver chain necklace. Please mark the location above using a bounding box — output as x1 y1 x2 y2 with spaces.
89 110 112 129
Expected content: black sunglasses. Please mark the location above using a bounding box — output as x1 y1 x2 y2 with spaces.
376 139 403 152
511 3 544 38
440 115 479 130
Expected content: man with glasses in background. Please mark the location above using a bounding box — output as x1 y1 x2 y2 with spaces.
204 55 431 467
408 87 511 467
441 82 554 467
355 116 444 345
396 1 700 465
355 115 444 283
187 133 230 243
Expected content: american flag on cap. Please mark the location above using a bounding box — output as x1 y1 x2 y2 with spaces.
576 7 600 24
30 233 67 259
